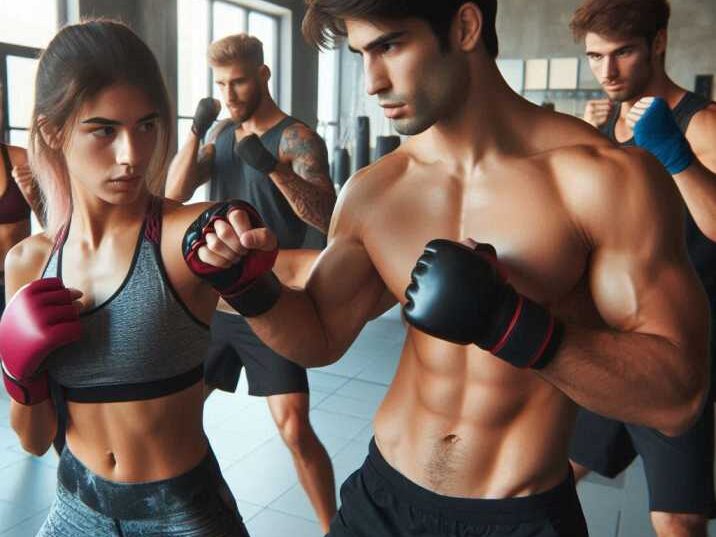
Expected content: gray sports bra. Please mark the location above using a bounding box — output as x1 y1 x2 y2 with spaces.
42 197 210 403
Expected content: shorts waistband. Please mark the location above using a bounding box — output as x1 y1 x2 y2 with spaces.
58 445 221 520
366 438 579 524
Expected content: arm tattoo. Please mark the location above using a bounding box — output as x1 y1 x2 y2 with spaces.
276 124 336 233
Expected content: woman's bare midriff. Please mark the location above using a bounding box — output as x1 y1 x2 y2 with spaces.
64 381 207 483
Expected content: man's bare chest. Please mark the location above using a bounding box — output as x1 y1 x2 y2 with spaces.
362 170 589 307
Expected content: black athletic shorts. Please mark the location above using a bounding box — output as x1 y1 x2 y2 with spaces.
328 438 588 537
569 401 715 515
205 310 308 397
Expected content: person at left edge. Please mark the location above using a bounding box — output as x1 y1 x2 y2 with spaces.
0 19 279 536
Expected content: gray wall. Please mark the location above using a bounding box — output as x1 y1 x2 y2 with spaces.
497 0 716 97
76 0 178 129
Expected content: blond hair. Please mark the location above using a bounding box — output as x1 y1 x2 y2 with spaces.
207 33 264 67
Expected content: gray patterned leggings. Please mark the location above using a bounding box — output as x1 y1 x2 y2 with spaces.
37 447 250 537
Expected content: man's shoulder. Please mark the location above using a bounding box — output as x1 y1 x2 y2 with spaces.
686 102 716 149
342 149 412 197
278 120 323 149
548 140 680 235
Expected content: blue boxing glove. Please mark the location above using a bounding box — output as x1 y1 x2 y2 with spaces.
632 97 694 175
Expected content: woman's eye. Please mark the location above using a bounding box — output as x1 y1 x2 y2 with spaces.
91 126 115 138
138 121 156 133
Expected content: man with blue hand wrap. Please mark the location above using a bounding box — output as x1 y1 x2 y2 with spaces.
571 1 716 536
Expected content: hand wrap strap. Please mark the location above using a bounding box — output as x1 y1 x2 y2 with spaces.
235 134 278 175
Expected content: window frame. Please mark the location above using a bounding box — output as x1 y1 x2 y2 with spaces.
0 43 42 143
176 0 283 131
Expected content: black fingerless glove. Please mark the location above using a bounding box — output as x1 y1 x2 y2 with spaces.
235 134 278 174
403 239 563 369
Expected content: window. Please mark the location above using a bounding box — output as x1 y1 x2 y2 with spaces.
0 1 59 143
1 47 41 146
177 0 283 135
316 47 340 166
0 0 59 50
177 0 285 202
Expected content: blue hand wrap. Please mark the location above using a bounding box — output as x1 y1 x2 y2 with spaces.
633 97 694 175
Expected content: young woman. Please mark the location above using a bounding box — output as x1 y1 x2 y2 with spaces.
0 20 275 536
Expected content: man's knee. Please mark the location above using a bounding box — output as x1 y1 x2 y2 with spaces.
651 511 708 537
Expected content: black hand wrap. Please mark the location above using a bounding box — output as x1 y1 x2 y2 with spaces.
235 134 278 174
191 97 221 139
182 200 281 317
403 239 563 369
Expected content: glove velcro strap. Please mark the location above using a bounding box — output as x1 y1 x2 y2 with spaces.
222 271 282 317
1 364 49 405
488 295 563 369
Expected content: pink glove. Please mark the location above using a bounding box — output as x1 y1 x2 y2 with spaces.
0 278 82 405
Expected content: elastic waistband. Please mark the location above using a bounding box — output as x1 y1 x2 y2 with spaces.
58 445 220 520
366 438 578 525
62 364 204 403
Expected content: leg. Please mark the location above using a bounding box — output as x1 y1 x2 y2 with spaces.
569 460 591 482
650 512 708 537
629 401 715 537
568 407 636 482
268 392 337 533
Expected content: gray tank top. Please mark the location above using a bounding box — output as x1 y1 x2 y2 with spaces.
42 197 210 402
210 116 326 249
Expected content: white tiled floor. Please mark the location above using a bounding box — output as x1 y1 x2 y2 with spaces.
0 306 714 536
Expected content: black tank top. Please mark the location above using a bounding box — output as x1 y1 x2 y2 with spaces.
601 92 716 311
211 117 325 249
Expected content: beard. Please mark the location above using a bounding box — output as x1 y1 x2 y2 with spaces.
229 90 262 123
603 63 653 103
389 59 468 136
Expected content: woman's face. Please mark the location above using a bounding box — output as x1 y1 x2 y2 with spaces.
64 83 159 206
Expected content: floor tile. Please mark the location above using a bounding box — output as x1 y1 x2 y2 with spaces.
245 508 322 537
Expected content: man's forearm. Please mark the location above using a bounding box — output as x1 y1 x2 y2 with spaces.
166 136 203 202
245 285 340 368
673 160 716 240
269 164 336 233
540 325 708 436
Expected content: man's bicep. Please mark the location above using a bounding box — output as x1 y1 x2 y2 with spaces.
305 235 388 355
587 155 708 347
589 245 707 347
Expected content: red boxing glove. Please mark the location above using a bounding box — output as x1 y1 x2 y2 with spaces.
0 278 82 405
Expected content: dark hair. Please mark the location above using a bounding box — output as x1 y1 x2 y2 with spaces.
302 0 498 57
570 0 671 46
30 19 173 237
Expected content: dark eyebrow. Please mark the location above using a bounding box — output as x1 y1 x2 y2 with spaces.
348 31 406 54
81 112 159 126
